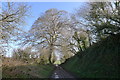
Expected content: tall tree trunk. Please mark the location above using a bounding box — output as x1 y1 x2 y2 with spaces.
49 44 54 64
88 31 92 46
78 41 83 52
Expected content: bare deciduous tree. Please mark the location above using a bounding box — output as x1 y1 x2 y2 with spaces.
25 8 72 63
0 2 30 55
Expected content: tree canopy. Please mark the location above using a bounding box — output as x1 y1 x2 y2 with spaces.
0 2 30 54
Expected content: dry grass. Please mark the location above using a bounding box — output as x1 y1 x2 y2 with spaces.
2 57 54 78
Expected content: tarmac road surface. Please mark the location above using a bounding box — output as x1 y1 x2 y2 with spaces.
51 66 76 79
